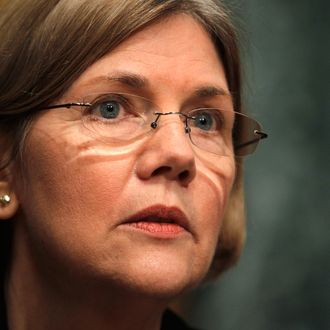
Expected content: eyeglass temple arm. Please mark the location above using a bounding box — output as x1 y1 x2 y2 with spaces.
255 130 268 140
42 103 91 110
235 130 268 151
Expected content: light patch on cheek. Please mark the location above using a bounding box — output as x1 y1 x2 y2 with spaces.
28 118 147 166
193 154 236 238
64 136 151 165
195 154 236 198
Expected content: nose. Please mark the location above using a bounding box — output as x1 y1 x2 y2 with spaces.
135 117 196 186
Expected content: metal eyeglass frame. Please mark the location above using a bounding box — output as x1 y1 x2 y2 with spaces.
42 102 268 155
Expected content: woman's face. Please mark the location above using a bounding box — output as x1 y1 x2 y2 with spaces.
12 15 236 298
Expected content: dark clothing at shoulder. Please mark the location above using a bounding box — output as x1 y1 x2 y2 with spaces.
161 309 201 330
0 307 200 330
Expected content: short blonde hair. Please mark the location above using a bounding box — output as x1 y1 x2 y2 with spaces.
0 0 245 277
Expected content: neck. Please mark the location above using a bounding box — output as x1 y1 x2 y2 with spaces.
5 226 168 330
6 264 167 330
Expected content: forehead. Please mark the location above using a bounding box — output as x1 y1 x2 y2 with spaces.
67 14 229 98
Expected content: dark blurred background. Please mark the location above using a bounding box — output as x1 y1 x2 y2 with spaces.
186 0 330 329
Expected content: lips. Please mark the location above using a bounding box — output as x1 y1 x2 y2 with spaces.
121 204 190 233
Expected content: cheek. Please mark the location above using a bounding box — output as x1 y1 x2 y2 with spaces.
188 157 236 267
14 125 137 251
195 154 236 215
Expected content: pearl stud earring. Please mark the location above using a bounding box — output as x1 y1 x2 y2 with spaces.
0 194 11 206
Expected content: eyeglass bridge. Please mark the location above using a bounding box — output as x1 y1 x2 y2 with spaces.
151 112 194 134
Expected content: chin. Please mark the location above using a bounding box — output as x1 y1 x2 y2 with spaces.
107 254 211 300
121 273 200 300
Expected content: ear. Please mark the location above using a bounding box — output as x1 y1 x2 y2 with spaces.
0 180 19 220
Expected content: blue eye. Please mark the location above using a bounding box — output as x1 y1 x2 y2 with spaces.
99 101 120 119
194 112 214 131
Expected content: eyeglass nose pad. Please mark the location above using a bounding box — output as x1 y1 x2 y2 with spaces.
185 126 191 134
151 121 158 129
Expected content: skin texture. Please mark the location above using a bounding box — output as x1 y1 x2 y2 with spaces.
4 14 236 330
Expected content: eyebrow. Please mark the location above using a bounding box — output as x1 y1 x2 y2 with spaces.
193 86 231 98
81 72 231 99
82 72 148 89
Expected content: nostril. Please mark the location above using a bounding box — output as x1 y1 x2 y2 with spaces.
178 170 190 181
151 166 190 182
152 166 171 177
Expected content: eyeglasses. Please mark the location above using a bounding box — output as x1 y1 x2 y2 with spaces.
43 92 267 157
